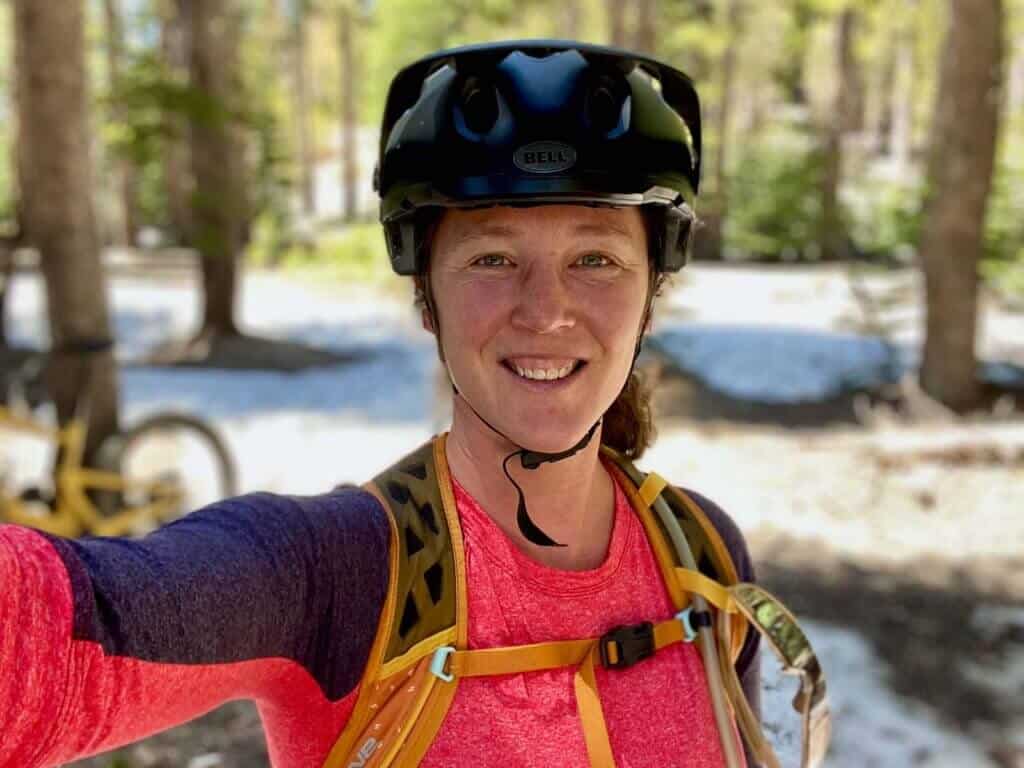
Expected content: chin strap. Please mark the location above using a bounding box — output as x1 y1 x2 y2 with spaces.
501 421 600 547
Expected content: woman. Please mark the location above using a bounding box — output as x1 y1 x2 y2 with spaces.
0 41 800 768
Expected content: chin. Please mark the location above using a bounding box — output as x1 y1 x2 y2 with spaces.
504 418 599 455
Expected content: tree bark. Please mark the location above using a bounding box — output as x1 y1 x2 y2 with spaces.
14 0 119 462
634 0 657 54
819 6 857 261
605 0 627 47
0 242 12 344
101 0 141 246
693 0 741 262
292 1 316 216
918 0 1003 411
188 0 246 335
338 1 359 222
839 6 864 134
867 30 897 155
161 0 192 245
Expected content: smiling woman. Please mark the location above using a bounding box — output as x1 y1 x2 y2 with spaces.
0 40 828 768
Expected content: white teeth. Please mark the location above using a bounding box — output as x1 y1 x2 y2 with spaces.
511 362 577 381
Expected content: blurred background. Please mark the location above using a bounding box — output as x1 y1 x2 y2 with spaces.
0 0 1022 766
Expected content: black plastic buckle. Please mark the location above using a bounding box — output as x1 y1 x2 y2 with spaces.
599 622 655 670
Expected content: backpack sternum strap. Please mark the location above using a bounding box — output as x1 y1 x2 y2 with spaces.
428 612 708 768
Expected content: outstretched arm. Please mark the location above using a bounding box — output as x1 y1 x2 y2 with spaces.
0 489 391 768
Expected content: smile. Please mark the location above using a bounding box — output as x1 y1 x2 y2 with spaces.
501 358 586 383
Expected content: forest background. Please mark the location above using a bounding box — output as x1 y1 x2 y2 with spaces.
1 0 1023 766
1 0 1022 445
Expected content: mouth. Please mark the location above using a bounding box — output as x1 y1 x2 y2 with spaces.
500 358 588 386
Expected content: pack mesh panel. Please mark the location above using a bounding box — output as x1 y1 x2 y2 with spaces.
373 443 457 662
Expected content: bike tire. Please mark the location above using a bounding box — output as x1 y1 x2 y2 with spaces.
111 412 238 531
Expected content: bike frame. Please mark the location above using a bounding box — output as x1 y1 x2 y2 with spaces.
0 404 183 537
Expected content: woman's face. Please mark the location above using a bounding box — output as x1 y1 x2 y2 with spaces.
427 204 651 453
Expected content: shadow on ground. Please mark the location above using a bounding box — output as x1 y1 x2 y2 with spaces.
644 337 1024 430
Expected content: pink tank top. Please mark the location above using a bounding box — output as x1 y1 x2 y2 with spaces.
421 469 738 768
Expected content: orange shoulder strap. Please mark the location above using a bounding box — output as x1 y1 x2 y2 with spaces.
321 434 468 768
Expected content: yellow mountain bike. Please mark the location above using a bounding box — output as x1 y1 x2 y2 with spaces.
0 353 237 538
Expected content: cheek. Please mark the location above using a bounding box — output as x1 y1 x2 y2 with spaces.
435 281 509 356
585 283 648 350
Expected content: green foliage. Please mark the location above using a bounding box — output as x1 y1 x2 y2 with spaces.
363 0 553 121
0 1 14 227
845 170 922 262
0 128 13 227
721 116 826 260
980 117 1024 300
249 217 397 285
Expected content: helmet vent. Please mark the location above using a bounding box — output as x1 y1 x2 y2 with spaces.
458 75 499 135
584 73 628 136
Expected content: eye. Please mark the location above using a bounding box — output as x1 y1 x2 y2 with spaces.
575 252 613 267
472 253 511 267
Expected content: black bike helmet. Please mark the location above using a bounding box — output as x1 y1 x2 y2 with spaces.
374 40 702 276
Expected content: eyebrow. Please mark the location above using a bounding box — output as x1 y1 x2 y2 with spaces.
450 224 518 247
572 222 634 240
450 220 634 247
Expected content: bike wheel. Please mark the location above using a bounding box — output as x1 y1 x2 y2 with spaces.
112 413 238 533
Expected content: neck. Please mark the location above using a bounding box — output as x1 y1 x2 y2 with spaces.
444 397 616 571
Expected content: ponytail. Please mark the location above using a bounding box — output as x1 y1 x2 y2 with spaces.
599 367 658 459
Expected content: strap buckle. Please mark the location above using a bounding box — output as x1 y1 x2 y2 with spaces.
599 622 654 670
430 645 455 682
677 606 712 643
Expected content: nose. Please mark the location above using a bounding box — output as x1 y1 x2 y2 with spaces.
509 261 576 334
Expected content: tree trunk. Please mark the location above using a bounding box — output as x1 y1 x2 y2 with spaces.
161 0 192 245
694 0 741 262
867 32 897 155
605 0 627 47
918 0 1002 411
819 7 857 261
338 2 359 222
101 0 141 247
634 0 657 54
188 0 245 335
839 7 864 134
0 242 12 344
14 0 119 462
293 2 316 216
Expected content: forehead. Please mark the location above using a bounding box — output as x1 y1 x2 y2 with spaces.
433 204 647 248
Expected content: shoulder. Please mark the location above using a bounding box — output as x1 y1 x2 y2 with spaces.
138 485 395 576
674 487 756 583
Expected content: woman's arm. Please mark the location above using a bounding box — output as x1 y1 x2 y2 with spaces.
0 488 391 768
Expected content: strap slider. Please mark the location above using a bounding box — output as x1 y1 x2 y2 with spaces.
599 622 654 670
430 645 455 682
677 607 713 642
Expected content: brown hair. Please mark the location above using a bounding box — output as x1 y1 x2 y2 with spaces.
413 208 669 460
